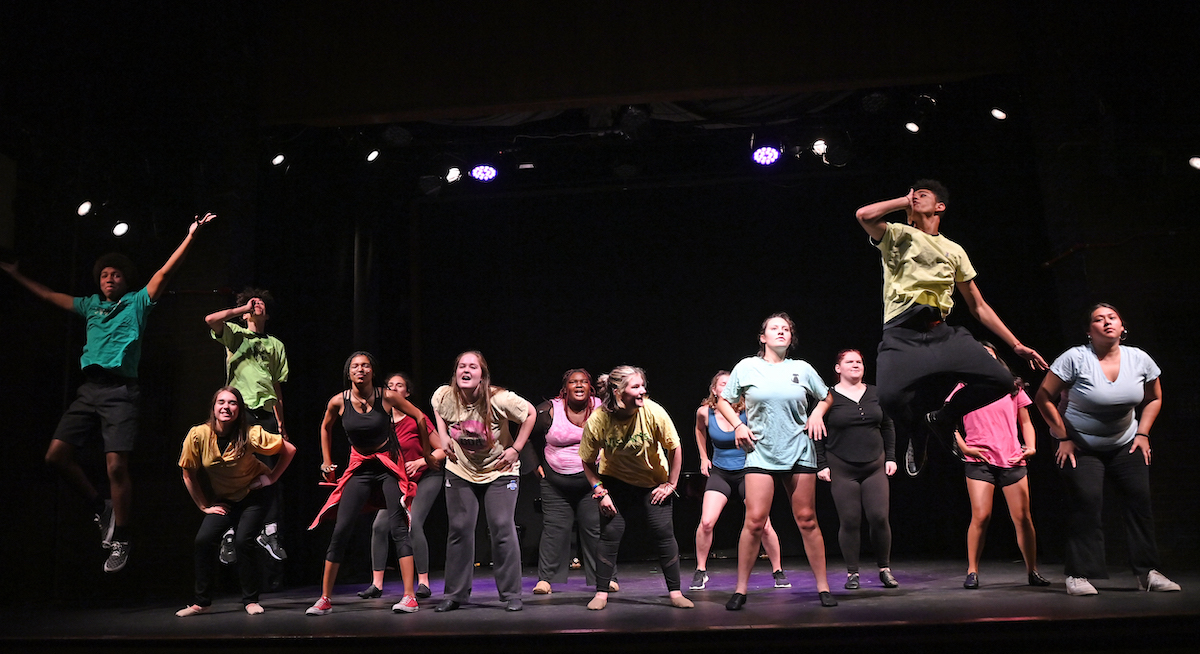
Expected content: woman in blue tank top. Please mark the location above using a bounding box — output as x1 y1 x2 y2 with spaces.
689 371 788 592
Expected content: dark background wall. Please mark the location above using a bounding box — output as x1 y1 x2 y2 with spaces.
0 2 1196 607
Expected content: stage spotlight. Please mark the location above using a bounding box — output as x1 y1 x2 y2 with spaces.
812 140 828 156
517 162 536 170
991 108 1008 120
1189 157 1200 170
469 165 497 182
905 122 920 133
271 154 286 166
77 201 92 216
366 149 380 162
112 222 129 237
446 167 462 183
752 146 781 166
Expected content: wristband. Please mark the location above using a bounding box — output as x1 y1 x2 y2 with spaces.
1052 436 1069 442
591 481 603 489
1135 433 1150 439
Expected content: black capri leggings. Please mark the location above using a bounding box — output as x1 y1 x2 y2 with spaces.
595 476 681 593
326 459 411 563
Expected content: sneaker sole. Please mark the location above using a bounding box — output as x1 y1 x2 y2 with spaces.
393 605 419 613
774 582 792 588
306 609 333 615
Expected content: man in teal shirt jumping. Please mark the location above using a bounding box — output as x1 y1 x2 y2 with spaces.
2 213 214 573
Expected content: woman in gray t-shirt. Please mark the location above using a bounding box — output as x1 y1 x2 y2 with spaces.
1035 303 1179 597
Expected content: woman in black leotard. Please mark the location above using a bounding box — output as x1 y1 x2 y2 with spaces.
305 351 432 616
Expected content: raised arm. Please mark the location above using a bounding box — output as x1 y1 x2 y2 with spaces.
204 301 253 336
854 189 913 241
0 261 75 311
146 212 214 301
955 279 1048 370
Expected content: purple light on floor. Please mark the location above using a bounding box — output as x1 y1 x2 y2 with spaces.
470 165 498 182
752 146 781 166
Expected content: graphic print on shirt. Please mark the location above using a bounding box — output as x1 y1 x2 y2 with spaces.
449 418 492 454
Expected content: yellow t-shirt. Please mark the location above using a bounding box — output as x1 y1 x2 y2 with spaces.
876 222 976 324
579 398 680 488
432 385 532 483
177 424 283 502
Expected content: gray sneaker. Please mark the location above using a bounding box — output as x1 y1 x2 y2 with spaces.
257 529 287 561
689 569 709 590
219 529 236 565
104 541 130 573
94 500 115 548
772 569 791 588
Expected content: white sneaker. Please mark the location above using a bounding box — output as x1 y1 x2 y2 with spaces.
1138 570 1181 592
1065 576 1098 596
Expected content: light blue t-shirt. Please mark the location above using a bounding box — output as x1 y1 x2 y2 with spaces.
722 356 828 470
73 287 155 378
1049 344 1161 451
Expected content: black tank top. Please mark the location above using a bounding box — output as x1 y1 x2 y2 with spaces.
342 388 392 454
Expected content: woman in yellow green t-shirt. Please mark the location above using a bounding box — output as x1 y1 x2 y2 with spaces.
580 365 692 611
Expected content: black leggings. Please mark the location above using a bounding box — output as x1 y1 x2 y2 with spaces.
193 488 270 606
595 476 681 593
827 452 892 572
326 459 411 563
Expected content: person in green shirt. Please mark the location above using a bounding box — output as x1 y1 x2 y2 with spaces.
1 212 214 573
204 287 290 569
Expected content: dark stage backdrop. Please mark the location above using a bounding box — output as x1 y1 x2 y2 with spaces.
3 96 1197 610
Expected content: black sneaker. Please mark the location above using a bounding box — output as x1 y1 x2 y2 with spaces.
772 569 791 588
924 410 957 446
1028 571 1051 587
104 541 130 573
844 572 860 590
689 569 709 591
219 529 236 565
94 500 115 549
416 583 432 598
963 572 979 589
257 529 287 561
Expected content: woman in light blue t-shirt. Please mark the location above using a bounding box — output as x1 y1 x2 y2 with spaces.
1036 303 1180 597
717 312 834 610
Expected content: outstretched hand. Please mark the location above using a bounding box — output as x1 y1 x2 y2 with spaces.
1013 343 1049 370
189 212 216 236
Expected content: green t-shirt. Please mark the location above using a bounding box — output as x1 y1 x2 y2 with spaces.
213 322 289 411
876 222 976 324
722 356 828 470
73 287 155 378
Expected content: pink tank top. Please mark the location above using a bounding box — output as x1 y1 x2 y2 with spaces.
543 397 599 475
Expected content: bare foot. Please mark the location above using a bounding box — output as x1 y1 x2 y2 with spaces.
245 603 264 615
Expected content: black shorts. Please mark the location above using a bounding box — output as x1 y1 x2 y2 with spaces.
705 467 746 499
965 462 1027 488
52 379 140 453
742 464 818 478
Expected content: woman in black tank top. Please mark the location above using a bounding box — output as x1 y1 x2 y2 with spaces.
306 351 434 616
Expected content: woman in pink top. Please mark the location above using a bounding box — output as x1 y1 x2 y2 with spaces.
951 341 1049 590
531 369 613 594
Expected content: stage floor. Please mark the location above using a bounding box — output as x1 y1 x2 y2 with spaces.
4 559 1198 653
